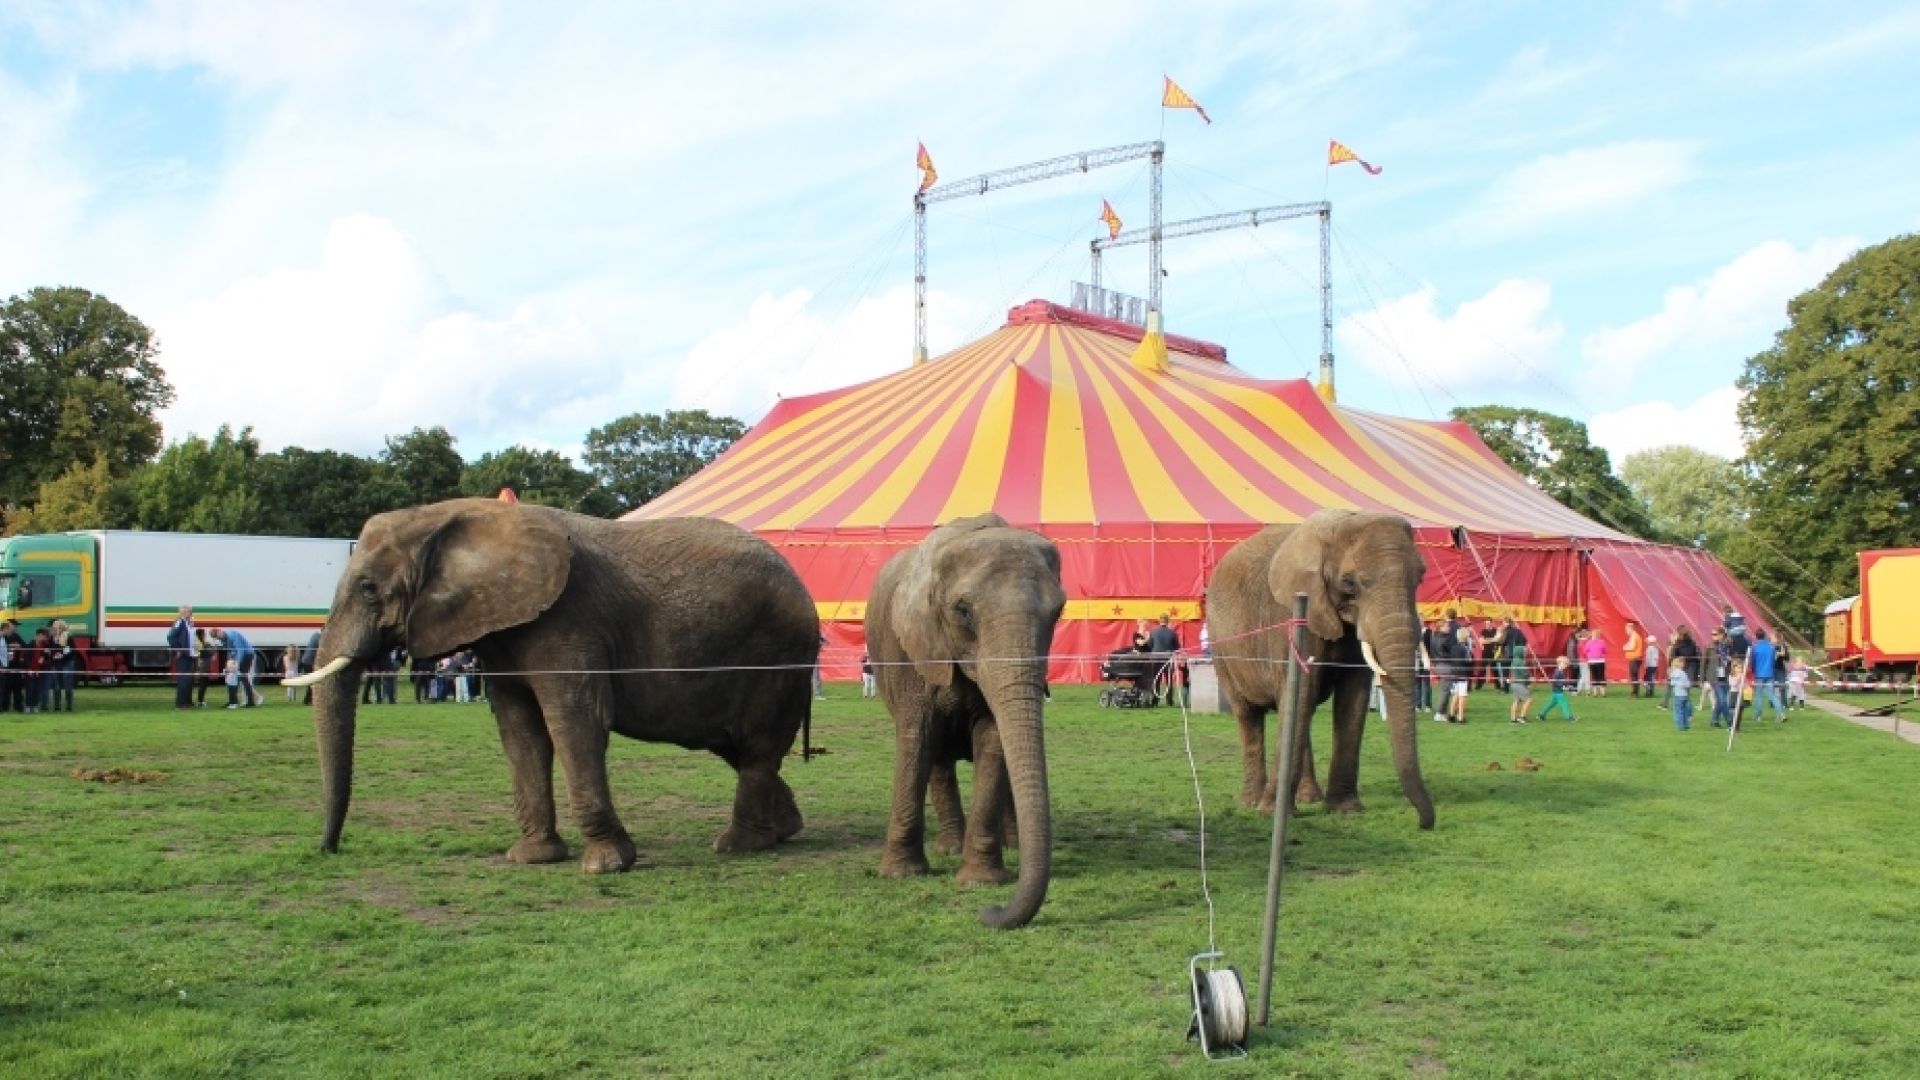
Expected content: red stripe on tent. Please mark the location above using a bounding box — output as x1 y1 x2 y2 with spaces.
992 351 1054 525
1062 345 1149 526
1095 353 1267 524
889 363 1002 526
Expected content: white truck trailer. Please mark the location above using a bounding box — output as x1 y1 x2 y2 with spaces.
0 531 353 675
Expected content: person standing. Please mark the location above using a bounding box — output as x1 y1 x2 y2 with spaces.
24 628 51 713
1414 622 1435 715
1147 616 1182 704
1671 627 1702 706
1622 620 1646 697
1581 630 1609 696
1507 637 1533 724
860 653 876 698
1669 661 1694 731
168 606 197 710
1641 633 1662 705
283 645 303 703
1712 626 1743 726
1786 653 1810 710
1749 630 1785 721
212 628 260 708
47 619 77 712
1478 620 1504 691
1570 629 1592 696
2 620 27 713
0 621 11 713
1448 626 1474 723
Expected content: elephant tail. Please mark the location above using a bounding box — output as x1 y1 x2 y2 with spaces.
802 698 813 761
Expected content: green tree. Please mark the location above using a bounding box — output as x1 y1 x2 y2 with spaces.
378 426 463 506
254 447 409 538
2 454 129 536
583 409 746 512
459 446 614 515
124 426 263 534
1734 232 1920 630
1619 446 1747 551
1451 405 1657 537
0 286 174 506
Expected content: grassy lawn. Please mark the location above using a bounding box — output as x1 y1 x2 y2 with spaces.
4 682 1918 1078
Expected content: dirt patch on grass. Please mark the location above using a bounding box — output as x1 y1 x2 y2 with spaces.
71 766 169 784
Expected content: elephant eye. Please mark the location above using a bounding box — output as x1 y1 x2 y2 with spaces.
359 581 379 605
1339 572 1359 594
952 599 974 626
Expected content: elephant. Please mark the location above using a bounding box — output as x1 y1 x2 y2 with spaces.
1206 509 1435 829
289 498 820 873
866 513 1066 929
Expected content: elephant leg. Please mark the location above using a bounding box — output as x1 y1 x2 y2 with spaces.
540 679 636 874
955 720 1012 886
879 711 938 878
1287 681 1328 810
716 758 799 853
928 761 967 856
1233 700 1271 810
492 681 568 865
1323 673 1368 814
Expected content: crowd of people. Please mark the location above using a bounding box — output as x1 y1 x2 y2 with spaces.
163 606 488 710
1412 605 1810 730
0 617 81 713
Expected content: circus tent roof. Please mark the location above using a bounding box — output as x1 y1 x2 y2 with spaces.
632 300 1628 541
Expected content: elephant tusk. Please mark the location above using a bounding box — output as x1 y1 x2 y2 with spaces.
1360 639 1389 681
285 656 352 687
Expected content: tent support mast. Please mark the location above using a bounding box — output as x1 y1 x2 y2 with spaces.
913 141 1164 364
1090 200 1334 394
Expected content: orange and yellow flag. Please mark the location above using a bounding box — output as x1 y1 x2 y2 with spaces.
1161 76 1211 124
1328 139 1382 175
916 141 938 193
1099 199 1123 240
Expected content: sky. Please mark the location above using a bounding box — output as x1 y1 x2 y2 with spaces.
3 0 1917 470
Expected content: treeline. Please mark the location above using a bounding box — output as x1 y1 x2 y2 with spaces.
0 286 744 539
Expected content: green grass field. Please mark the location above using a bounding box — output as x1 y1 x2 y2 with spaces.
4 683 1918 1078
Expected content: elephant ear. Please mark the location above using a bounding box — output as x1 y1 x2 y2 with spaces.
892 541 956 688
1271 517 1349 641
407 503 573 659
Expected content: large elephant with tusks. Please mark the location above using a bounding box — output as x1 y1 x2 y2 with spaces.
290 498 819 872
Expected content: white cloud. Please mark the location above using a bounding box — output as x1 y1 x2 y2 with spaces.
1334 278 1563 393
1580 237 1856 379
1588 386 1743 462
666 286 985 422
156 214 618 455
1470 140 1700 232
0 73 88 287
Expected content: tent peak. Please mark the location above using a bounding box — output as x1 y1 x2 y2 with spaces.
1004 300 1228 363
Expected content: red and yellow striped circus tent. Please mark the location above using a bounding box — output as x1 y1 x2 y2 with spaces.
628 301 1770 681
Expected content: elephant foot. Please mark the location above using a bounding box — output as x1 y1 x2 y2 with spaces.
1239 787 1267 810
579 835 637 874
931 830 966 857
955 859 1012 886
1325 795 1365 815
714 821 781 854
878 848 931 878
505 833 570 865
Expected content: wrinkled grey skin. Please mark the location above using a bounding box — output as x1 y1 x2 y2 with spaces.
1207 510 1436 829
306 498 819 872
866 513 1066 929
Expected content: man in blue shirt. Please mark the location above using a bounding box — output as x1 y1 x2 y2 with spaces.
212 628 260 709
1747 629 1784 721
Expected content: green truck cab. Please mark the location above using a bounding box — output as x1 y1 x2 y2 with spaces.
0 533 96 640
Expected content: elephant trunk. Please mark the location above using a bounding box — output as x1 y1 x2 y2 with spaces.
1360 591 1436 830
314 660 366 852
311 616 378 853
976 645 1052 930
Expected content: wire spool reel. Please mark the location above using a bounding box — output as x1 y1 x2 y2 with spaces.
1186 951 1249 1060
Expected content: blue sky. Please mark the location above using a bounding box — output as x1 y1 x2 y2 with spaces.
3 1 1916 466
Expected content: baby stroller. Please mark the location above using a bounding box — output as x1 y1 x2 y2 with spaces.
1099 649 1167 708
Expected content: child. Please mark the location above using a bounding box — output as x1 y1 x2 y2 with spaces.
1507 643 1532 724
1669 660 1693 731
1786 656 1809 710
1537 656 1578 722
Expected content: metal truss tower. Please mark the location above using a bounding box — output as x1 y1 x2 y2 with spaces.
1091 201 1336 399
914 141 1164 363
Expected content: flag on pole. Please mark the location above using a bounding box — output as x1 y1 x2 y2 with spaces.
916 141 938 193
1328 139 1382 175
1161 76 1211 124
1099 199 1123 240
